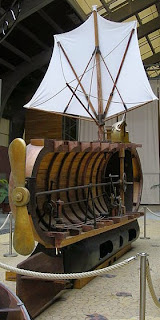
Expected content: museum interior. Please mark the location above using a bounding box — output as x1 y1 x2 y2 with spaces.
0 1 160 320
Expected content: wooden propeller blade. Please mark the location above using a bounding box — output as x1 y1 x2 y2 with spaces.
13 206 35 256
9 138 35 255
8 138 26 187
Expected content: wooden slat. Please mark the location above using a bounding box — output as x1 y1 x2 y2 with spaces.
25 110 62 144
31 139 44 146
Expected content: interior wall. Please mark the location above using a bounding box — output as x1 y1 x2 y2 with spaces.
78 79 160 205
78 119 97 141
0 118 10 180
0 118 9 147
127 80 159 204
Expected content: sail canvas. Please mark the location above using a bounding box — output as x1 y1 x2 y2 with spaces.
24 10 157 121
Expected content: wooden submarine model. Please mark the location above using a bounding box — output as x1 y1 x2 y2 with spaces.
8 6 157 318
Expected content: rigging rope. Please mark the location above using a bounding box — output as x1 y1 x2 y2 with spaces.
32 30 138 108
69 86 148 105
145 207 160 218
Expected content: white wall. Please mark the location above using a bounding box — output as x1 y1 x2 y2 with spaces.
78 80 160 204
0 118 9 147
127 80 159 204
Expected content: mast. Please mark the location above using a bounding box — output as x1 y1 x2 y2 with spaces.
92 5 104 140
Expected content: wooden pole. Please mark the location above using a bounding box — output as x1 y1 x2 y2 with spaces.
104 28 135 117
119 148 125 206
58 42 97 119
93 6 104 140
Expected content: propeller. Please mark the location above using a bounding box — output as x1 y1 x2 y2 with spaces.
9 138 35 255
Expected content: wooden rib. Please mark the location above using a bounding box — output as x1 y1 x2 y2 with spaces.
59 152 84 223
96 155 109 212
81 152 101 217
89 152 105 214
56 153 78 224
76 152 96 219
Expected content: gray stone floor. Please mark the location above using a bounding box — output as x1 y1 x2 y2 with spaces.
0 206 160 319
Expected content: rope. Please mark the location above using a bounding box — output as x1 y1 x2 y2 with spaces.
146 259 160 308
0 255 137 280
0 213 10 230
145 207 160 218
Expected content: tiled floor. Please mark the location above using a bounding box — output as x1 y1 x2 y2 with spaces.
0 209 160 320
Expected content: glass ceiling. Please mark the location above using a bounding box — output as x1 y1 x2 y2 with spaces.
75 0 160 79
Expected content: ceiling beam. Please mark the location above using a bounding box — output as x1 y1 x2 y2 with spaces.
38 9 64 33
136 14 155 55
0 48 52 116
0 0 56 36
17 24 49 50
66 0 86 21
0 58 15 71
103 0 160 22
100 0 112 14
138 16 160 39
18 0 56 22
143 52 160 65
1 40 31 63
156 2 160 14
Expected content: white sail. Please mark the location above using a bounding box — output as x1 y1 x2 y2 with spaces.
24 10 157 121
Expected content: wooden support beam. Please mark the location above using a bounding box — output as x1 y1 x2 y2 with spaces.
143 52 160 66
0 49 52 116
17 24 49 50
38 9 64 33
0 57 15 71
138 16 160 40
17 0 56 22
100 0 111 14
1 40 31 63
66 0 87 21
0 1 56 35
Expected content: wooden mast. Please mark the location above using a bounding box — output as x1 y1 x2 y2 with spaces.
93 5 104 140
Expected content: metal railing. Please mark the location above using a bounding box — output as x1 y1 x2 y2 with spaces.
0 252 160 319
140 206 160 239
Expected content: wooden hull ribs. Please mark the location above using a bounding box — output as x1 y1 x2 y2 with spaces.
0 282 31 320
15 139 143 318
